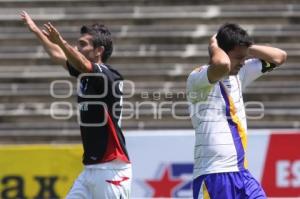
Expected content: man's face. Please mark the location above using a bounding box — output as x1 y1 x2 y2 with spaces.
227 46 249 75
77 33 95 62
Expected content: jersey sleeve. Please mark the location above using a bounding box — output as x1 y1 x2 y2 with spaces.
239 58 280 89
91 63 118 78
238 58 263 89
186 65 214 103
66 61 107 77
66 61 81 77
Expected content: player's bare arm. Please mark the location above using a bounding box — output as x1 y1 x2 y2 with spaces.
20 11 67 69
207 34 231 83
248 45 287 66
44 22 93 73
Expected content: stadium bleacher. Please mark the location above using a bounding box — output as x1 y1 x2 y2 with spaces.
0 0 300 143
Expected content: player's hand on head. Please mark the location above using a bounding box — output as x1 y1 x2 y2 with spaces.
20 11 38 32
208 34 218 57
43 22 64 45
209 34 218 46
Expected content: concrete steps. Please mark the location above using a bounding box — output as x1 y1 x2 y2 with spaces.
0 0 298 139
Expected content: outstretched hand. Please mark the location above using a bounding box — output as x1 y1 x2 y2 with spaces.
20 11 39 33
43 22 64 45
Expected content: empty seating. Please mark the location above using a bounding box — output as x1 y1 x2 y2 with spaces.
0 0 299 142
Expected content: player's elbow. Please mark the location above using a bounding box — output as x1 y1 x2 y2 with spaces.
207 61 231 83
81 60 93 73
211 60 231 74
274 50 287 66
211 54 231 70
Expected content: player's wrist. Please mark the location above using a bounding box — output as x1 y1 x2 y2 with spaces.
56 37 67 47
31 26 39 34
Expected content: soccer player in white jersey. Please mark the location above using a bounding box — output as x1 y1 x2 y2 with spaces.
186 23 287 199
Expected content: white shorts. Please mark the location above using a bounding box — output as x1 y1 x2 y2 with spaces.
66 161 132 199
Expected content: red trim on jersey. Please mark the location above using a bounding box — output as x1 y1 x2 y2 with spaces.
87 61 93 72
106 177 129 187
101 110 130 163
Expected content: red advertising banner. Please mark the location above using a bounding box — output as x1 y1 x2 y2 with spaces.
262 133 300 197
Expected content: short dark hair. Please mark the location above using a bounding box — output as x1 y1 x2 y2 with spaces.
216 23 253 53
80 24 113 63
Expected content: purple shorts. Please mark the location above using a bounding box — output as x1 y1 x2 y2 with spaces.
193 170 267 199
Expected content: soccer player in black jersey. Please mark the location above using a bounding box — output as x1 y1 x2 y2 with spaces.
21 11 131 198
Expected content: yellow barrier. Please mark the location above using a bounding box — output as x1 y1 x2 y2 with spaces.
0 144 83 199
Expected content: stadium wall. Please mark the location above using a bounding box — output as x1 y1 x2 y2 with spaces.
0 130 299 198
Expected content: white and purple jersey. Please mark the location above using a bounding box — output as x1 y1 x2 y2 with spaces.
186 58 265 179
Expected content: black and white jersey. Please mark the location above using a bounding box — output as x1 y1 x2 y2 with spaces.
67 61 130 165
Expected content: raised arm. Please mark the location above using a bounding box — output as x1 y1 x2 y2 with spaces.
43 22 92 73
207 35 231 83
248 45 287 66
20 11 67 69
